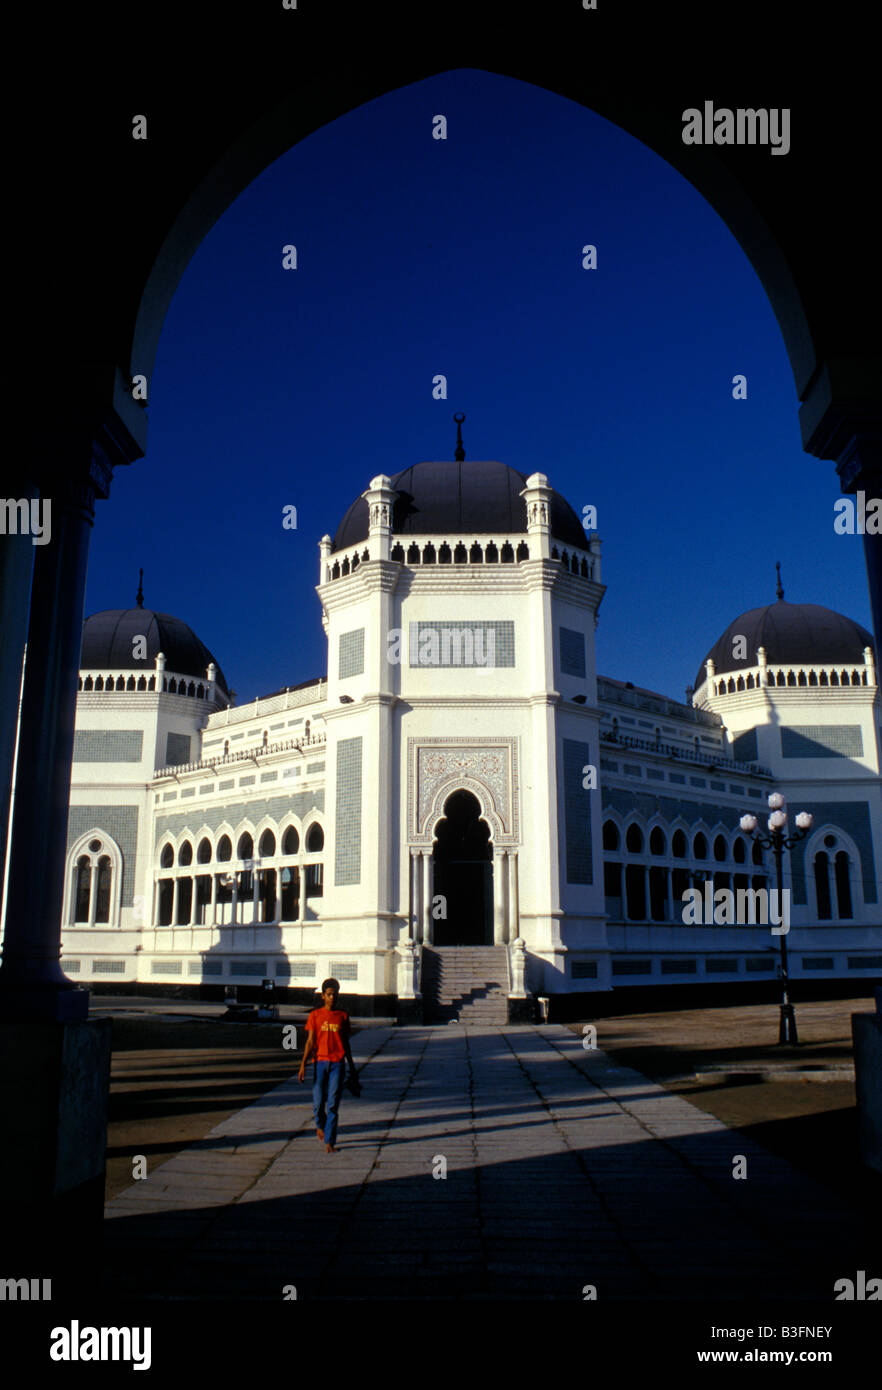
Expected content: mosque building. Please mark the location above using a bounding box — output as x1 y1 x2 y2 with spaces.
60 428 882 1018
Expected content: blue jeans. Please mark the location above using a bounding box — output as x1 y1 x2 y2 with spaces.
313 1060 346 1146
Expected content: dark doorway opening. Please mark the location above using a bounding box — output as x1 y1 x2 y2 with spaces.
432 790 493 945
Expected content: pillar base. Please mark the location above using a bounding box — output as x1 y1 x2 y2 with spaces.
0 1017 111 1294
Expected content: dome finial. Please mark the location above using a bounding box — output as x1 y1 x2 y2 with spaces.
136 568 144 609
775 560 784 601
454 412 465 462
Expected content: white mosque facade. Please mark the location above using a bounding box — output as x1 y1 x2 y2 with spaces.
59 454 882 1017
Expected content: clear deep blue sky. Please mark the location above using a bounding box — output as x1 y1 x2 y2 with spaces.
85 69 872 703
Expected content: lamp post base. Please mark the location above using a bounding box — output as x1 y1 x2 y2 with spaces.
778 1002 799 1046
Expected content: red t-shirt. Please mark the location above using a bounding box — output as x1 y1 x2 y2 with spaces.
306 1007 350 1062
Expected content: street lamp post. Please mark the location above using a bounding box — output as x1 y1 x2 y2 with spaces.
740 795 813 1046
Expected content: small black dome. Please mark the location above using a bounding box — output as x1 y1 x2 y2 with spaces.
696 600 874 691
81 609 229 695
332 460 586 552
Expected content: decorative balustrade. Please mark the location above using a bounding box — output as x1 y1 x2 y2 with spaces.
707 662 874 698
600 728 772 778
153 731 327 780
598 678 721 728
322 533 602 581
78 668 215 699
204 680 327 727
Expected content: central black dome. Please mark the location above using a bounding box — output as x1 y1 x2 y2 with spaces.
331 460 586 552
81 608 229 695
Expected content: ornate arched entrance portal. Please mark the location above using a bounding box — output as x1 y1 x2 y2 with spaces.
432 790 493 946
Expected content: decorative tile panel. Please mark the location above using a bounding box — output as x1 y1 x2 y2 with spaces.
334 737 362 885
73 730 143 762
409 737 519 844
339 628 365 679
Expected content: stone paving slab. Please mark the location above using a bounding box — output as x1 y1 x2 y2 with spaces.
101 1023 875 1301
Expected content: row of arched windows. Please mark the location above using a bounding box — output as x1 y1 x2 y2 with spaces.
154 821 325 927
327 548 370 580
78 673 209 696
603 822 764 865
603 820 859 924
389 540 531 566
714 668 867 695
158 823 323 868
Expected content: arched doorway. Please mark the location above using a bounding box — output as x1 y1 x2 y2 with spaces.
432 790 493 946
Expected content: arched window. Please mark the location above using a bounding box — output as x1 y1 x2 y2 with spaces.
834 851 853 919
237 832 254 860
423 543 436 564
259 829 276 858
68 834 121 927
391 543 405 562
178 840 193 866
485 542 498 563
649 827 666 855
602 821 619 851
438 543 452 564
407 543 421 564
693 833 707 860
814 852 832 919
501 542 514 563
453 543 467 564
752 839 764 865
469 542 483 563
713 834 727 862
160 843 174 868
283 825 300 855
217 835 232 862
625 824 643 853
672 830 687 859
197 837 212 863
305 822 324 853
515 542 529 561
733 836 747 864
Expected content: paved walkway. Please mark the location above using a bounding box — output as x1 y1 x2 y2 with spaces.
102 1025 873 1301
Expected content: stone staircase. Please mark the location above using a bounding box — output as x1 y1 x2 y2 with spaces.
421 945 510 1024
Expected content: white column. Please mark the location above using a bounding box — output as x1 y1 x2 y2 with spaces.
189 876 197 926
421 851 432 945
507 850 519 942
410 851 420 942
665 868 674 922
231 879 238 926
87 861 97 926
274 867 282 923
251 870 259 925
493 849 507 944
172 876 180 927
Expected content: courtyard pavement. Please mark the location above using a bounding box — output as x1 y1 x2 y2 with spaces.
102 1024 873 1301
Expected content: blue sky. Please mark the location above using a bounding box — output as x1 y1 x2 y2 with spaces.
85 68 872 703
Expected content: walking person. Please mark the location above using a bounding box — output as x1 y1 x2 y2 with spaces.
298 978 356 1153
